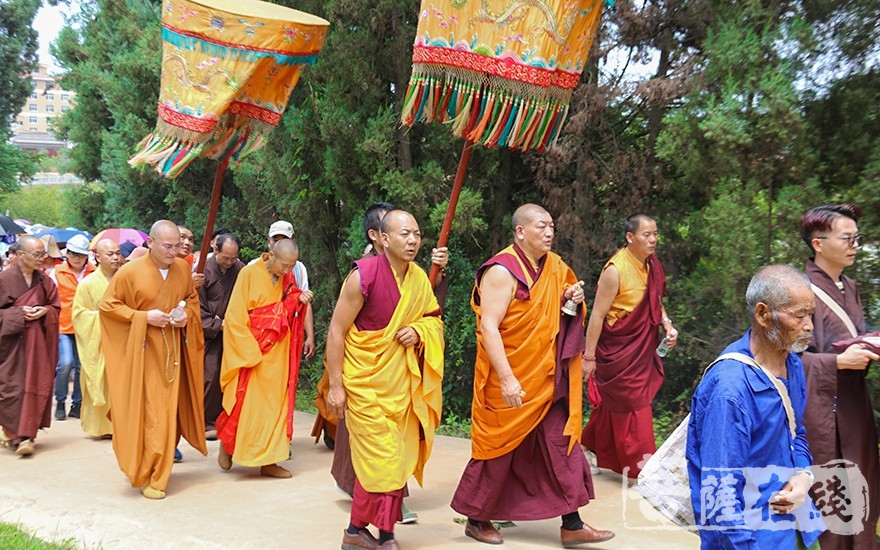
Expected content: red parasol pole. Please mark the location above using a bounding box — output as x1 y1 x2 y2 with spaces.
429 139 473 286
195 156 229 274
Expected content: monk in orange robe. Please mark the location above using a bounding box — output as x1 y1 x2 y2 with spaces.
451 204 613 547
325 210 443 550
581 214 678 478
215 238 313 478
99 221 206 499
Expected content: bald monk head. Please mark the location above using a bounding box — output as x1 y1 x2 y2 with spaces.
147 220 182 269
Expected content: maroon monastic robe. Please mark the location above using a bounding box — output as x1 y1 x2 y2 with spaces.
0 266 60 440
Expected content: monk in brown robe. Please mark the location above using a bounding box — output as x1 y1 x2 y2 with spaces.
800 204 879 549
451 204 613 547
581 213 678 478
199 232 244 439
0 235 60 457
99 220 206 499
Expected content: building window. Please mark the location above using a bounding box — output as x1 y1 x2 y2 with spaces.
30 91 37 99
31 80 37 87
29 104 37 112
29 116 38 123
46 105 54 112
46 92 54 100
61 106 69 112
61 93 69 101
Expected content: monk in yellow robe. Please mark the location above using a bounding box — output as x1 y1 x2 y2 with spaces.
325 210 443 550
99 221 206 500
216 238 313 478
72 239 120 438
451 204 613 547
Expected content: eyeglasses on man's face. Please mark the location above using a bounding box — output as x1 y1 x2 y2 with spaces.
19 250 48 260
816 234 862 248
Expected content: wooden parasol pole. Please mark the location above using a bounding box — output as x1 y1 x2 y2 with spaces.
429 139 473 286
195 156 229 274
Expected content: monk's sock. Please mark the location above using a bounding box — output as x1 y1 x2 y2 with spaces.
467 518 483 527
379 530 394 544
347 523 364 535
561 512 584 531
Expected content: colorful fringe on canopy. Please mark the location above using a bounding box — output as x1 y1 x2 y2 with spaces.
401 0 604 153
129 0 329 178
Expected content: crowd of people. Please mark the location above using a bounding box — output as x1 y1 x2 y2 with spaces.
0 202 877 549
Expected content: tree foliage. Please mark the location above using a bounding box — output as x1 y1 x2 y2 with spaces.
0 0 40 191
53 0 880 429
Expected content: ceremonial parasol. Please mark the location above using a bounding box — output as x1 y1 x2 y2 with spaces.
128 0 329 272
400 0 605 283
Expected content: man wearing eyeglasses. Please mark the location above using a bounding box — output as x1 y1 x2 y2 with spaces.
800 204 879 548
0 235 60 457
99 221 207 499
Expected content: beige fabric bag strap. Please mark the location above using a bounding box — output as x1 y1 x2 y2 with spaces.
811 283 858 338
711 352 797 441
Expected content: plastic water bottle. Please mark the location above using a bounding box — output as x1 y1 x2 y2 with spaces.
170 300 186 322
656 337 670 357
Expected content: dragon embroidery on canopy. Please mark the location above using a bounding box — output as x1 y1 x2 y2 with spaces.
471 0 582 46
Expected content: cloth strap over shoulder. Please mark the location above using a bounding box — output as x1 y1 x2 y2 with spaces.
810 283 857 338
637 351 797 530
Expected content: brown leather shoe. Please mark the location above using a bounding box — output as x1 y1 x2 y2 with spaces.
260 463 292 478
560 523 615 546
380 540 399 549
341 528 379 550
464 521 503 545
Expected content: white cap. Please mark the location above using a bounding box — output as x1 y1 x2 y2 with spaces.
65 234 91 255
268 220 294 239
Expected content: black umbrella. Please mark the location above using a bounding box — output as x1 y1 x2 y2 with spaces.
0 215 26 236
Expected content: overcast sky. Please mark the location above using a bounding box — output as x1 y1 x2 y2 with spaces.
32 3 71 72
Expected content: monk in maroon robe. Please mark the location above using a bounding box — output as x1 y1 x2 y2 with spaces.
800 204 879 549
0 235 60 457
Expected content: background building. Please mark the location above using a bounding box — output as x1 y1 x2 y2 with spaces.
11 63 74 157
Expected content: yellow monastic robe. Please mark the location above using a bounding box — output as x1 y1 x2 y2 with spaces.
72 269 113 437
604 246 648 326
99 254 206 491
343 262 444 493
220 260 293 466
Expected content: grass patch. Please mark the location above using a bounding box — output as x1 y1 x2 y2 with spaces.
0 523 79 549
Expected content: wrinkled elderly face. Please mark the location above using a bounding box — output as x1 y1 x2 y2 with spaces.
380 212 421 264
215 240 239 272
766 286 815 353
267 247 298 278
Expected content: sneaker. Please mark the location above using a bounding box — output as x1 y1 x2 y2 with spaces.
68 403 81 419
174 448 183 463
54 401 66 421
398 502 418 524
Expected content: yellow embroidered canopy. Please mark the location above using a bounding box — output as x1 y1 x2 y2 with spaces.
400 0 604 153
129 0 329 178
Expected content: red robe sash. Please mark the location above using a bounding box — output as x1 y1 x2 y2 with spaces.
216 272 306 453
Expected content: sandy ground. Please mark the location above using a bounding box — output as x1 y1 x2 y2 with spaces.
0 412 699 549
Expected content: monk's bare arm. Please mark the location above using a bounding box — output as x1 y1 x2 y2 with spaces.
583 265 619 380
479 264 523 409
324 270 365 419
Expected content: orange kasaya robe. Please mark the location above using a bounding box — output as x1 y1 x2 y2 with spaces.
216 259 306 467
99 254 206 491
470 244 585 460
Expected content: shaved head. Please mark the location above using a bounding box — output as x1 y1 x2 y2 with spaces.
95 238 118 255
18 235 42 251
150 220 180 240
272 238 299 260
511 204 550 234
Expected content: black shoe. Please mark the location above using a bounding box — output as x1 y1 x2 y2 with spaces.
68 403 81 419
323 429 335 450
54 402 66 421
